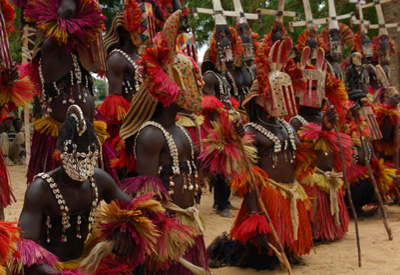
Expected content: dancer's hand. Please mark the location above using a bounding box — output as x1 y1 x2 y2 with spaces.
112 231 132 257
348 104 361 121
322 106 338 131
232 118 245 138
1 63 18 88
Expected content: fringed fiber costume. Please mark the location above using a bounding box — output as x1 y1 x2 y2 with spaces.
118 10 209 274
373 104 400 161
0 221 20 274
297 123 351 241
100 0 151 144
9 193 185 275
206 39 313 270
0 0 34 210
23 0 119 184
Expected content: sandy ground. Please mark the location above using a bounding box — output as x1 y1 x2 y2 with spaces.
5 164 400 274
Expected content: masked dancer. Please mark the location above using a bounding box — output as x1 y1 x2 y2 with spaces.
290 47 351 242
119 11 210 274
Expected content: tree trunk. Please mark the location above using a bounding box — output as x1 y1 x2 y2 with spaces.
383 0 400 88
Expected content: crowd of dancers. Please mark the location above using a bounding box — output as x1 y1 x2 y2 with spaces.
0 0 400 274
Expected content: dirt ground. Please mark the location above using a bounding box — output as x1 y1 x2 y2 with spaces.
5 164 400 274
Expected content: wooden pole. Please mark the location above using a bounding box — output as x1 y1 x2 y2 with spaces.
325 99 362 267
236 138 292 275
22 26 31 165
395 120 400 206
354 118 393 240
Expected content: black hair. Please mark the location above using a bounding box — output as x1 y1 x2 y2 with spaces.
12 118 22 128
57 115 99 153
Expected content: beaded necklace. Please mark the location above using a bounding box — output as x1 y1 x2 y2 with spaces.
247 119 297 168
204 70 232 105
35 172 99 243
135 121 199 195
246 66 255 82
257 115 283 128
290 115 308 126
39 53 92 112
110 49 141 93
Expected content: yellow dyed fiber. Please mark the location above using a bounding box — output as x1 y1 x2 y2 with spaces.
93 120 109 146
173 211 205 237
34 116 61 137
301 172 343 194
313 137 334 154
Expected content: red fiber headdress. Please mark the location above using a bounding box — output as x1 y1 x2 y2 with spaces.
262 22 293 53
24 0 106 51
124 0 142 33
320 23 354 51
325 72 349 123
353 31 371 55
229 27 245 61
295 29 328 53
209 27 244 68
372 35 396 62
137 10 203 110
246 39 298 117
1 0 15 36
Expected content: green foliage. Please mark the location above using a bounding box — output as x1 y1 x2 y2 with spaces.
94 78 108 101
5 0 381 63
9 7 22 63
100 0 125 30
185 0 380 47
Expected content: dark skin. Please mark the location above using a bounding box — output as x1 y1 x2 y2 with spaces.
244 104 335 247
202 61 237 114
106 28 140 103
290 105 338 172
135 103 198 209
202 71 231 102
244 105 302 220
325 57 343 81
225 65 255 103
202 68 231 122
2 118 12 132
41 0 95 123
345 56 369 94
379 95 400 143
136 102 243 209
13 119 23 133
19 167 132 275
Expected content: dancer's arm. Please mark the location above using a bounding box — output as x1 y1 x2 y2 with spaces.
135 126 165 177
18 179 60 275
106 53 126 96
96 168 132 204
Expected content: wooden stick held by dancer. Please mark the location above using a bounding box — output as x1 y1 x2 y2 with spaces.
325 98 362 267
352 101 393 241
230 109 293 275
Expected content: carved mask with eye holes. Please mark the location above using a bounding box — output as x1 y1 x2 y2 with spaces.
265 41 298 117
215 25 233 65
299 47 326 108
361 32 373 59
236 22 254 64
329 29 342 61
